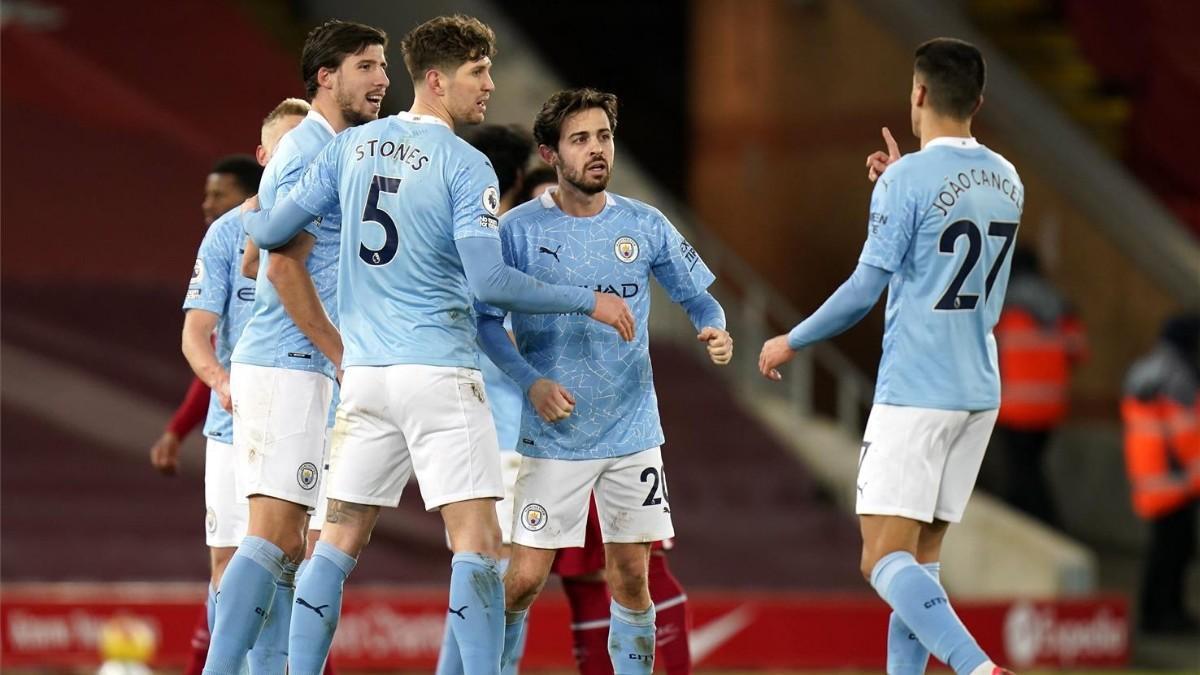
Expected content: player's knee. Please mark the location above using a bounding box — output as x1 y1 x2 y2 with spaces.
607 559 648 602
504 568 548 609
860 548 881 583
279 531 307 564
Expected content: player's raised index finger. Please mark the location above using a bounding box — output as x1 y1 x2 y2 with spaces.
882 127 899 158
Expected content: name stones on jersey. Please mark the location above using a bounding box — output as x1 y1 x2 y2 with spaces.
615 236 639 263
352 139 430 171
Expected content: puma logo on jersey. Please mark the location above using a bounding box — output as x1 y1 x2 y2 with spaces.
296 597 329 617
538 244 562 262
448 605 468 619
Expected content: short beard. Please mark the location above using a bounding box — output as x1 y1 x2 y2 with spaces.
336 87 374 127
561 165 609 195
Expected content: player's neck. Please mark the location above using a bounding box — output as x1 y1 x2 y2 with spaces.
310 96 351 134
409 93 456 130
552 182 605 217
918 116 973 149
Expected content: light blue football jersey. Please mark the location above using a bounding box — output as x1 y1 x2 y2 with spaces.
288 111 502 368
862 137 1023 410
479 315 522 450
484 189 716 460
182 206 257 443
231 110 340 380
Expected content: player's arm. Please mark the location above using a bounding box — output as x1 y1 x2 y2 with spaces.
266 232 343 371
651 215 730 364
678 291 733 365
181 309 230 406
452 157 634 340
456 237 635 341
758 262 892 378
240 238 261 279
245 198 316 251
760 166 913 380
248 139 342 250
477 311 575 422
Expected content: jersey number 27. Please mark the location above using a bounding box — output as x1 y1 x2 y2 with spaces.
935 219 1018 311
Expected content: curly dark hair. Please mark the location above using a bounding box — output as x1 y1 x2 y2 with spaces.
401 14 496 82
532 88 618 149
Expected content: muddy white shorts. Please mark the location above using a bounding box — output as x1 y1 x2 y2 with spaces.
326 364 504 511
230 363 333 509
511 446 675 549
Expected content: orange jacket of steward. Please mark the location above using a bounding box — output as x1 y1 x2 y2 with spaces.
995 276 1088 430
1120 344 1200 519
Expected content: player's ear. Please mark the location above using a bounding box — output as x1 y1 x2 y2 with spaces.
424 68 445 96
317 65 337 93
255 145 268 167
913 83 927 108
537 144 557 167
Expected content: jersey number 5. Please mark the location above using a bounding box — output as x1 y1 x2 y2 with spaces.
935 219 1018 311
360 175 402 266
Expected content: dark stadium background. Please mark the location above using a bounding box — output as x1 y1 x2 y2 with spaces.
2 0 1198 672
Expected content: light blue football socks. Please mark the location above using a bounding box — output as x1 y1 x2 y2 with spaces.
446 552 505 674
288 541 356 675
203 536 287 675
871 551 990 675
608 600 655 675
886 561 942 674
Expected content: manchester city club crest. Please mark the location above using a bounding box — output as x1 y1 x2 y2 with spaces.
614 236 639 263
521 503 548 531
296 462 318 490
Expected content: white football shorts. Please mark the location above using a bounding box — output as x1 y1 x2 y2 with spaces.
230 363 333 509
326 365 504 511
204 439 248 548
856 403 998 523
511 446 675 549
308 426 334 531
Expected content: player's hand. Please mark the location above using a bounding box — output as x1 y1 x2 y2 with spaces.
149 431 181 476
698 327 733 365
866 126 901 182
528 378 575 423
589 293 636 342
758 334 796 381
214 373 232 413
239 195 259 214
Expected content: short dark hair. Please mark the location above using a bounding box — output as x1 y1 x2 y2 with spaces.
914 38 985 119
514 165 558 205
210 155 262 196
533 88 618 149
401 15 496 82
460 124 533 197
301 20 389 99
